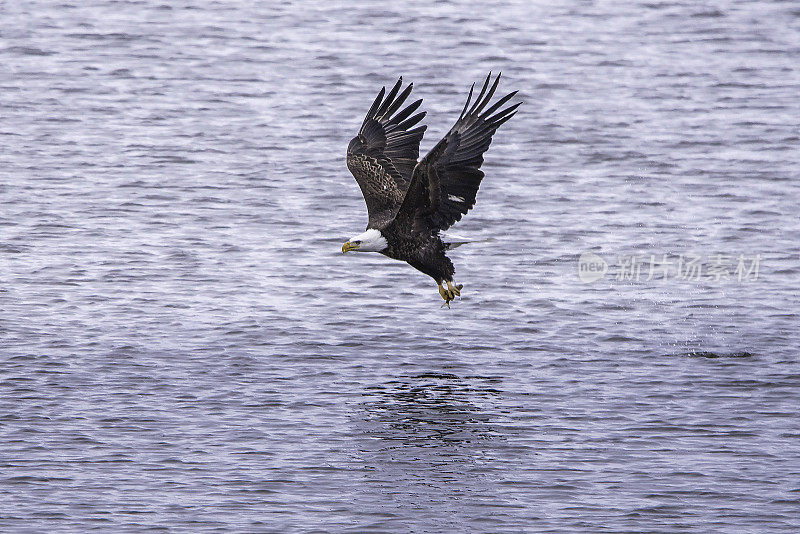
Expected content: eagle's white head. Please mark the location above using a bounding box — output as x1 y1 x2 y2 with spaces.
342 228 388 253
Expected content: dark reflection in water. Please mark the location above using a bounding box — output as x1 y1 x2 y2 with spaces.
359 372 502 447
350 373 526 531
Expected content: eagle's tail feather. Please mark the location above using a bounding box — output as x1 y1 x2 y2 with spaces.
444 239 471 250
442 234 495 250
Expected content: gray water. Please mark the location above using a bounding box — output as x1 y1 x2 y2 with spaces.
2 0 799 532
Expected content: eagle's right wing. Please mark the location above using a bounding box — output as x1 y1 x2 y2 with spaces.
395 73 520 232
347 78 427 228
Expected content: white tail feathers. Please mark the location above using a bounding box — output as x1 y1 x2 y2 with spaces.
441 233 495 250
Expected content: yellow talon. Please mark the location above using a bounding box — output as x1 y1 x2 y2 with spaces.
438 282 453 308
438 282 449 300
437 281 464 308
447 281 462 297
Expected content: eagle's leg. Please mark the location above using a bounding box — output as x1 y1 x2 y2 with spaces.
438 282 453 308
438 280 463 308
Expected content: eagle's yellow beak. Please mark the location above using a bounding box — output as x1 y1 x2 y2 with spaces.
342 241 359 253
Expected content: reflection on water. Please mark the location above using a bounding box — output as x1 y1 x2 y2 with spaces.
350 373 521 530
359 372 502 446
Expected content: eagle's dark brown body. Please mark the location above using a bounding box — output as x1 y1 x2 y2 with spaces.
343 73 520 303
381 221 454 283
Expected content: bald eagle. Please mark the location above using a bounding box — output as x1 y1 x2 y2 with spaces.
342 73 520 307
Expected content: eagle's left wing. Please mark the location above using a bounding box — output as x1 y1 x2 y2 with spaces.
395 73 520 232
347 78 427 228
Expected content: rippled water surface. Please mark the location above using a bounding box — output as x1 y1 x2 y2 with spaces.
2 1 799 532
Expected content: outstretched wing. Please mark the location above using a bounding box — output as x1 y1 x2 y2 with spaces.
396 73 520 232
347 78 427 228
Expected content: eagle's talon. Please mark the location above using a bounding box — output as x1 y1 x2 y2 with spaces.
447 281 462 297
438 282 455 308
